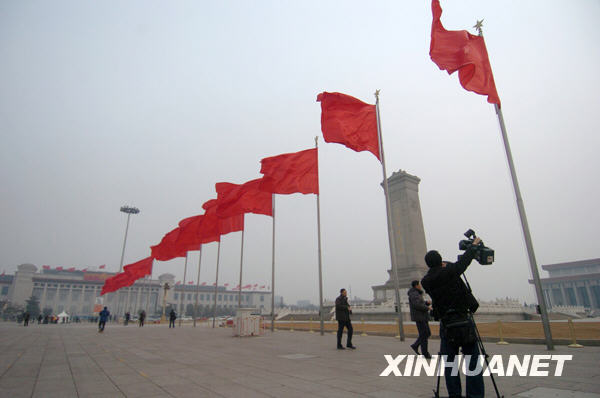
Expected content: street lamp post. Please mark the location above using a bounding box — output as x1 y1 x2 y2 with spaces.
116 205 140 318
161 282 171 322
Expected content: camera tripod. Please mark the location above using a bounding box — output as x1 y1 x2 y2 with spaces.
432 276 504 398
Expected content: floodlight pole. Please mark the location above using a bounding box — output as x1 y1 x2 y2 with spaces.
116 205 140 318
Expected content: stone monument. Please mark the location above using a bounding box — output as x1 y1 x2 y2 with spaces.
372 170 428 303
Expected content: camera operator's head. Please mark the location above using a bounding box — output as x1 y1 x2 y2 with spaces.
424 250 442 268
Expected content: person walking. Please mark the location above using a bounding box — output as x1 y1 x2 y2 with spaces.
169 309 176 328
124 312 130 326
335 288 356 349
23 312 30 327
139 310 146 327
37 314 42 324
98 307 110 333
408 280 432 358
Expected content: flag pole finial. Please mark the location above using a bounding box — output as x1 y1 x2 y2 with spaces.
374 89 380 105
315 135 319 147
474 19 484 36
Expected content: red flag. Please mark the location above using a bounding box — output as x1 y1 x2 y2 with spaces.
101 272 133 295
67 267 75 272
215 179 273 218
242 284 252 289
430 0 500 106
176 281 181 286
188 281 194 285
202 200 244 237
201 282 207 286
317 92 380 160
99 265 106 269
42 265 50 270
123 257 153 280
212 282 216 286
151 227 188 261
260 285 266 289
56 266 63 271
82 268 88 272
224 283 229 287
259 148 319 195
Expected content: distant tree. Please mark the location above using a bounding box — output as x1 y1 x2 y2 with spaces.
25 295 41 318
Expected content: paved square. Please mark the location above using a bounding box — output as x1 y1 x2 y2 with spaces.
1 321 599 397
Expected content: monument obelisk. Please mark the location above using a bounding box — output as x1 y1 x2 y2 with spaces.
372 170 428 303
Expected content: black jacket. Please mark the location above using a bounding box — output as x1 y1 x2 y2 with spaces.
408 287 429 322
421 247 479 320
335 295 351 322
169 310 176 321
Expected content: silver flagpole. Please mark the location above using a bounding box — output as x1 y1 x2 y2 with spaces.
270 194 276 332
116 212 131 318
375 90 405 341
212 241 221 328
179 253 188 327
494 104 554 350
474 21 554 350
193 245 202 327
315 137 325 335
238 215 245 309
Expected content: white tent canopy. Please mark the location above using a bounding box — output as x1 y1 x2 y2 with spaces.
57 311 70 322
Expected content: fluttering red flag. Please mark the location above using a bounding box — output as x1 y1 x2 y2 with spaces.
429 0 500 106
259 148 319 195
67 267 75 272
56 266 63 271
101 257 153 295
151 227 187 261
123 257 153 280
316 92 380 160
188 281 194 285
201 282 207 286
215 179 273 218
42 265 50 270
202 199 244 236
99 265 106 269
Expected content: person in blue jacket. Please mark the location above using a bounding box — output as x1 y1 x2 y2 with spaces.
98 307 110 333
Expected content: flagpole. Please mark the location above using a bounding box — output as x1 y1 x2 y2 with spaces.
193 245 202 327
375 90 405 341
270 194 276 332
212 241 221 328
494 104 554 350
315 137 325 335
179 253 188 327
238 215 245 309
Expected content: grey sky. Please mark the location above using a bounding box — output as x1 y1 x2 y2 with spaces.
1 1 599 305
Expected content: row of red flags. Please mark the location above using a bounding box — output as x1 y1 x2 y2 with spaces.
42 265 106 272
173 281 267 289
101 0 500 296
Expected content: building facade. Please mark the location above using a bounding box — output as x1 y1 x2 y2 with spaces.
2 264 272 317
532 258 600 311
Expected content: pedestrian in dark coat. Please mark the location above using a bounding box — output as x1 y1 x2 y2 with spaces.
408 280 432 358
23 312 30 327
169 309 176 328
335 288 355 349
98 307 110 332
139 310 146 327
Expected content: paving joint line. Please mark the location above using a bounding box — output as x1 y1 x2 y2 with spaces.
30 329 51 398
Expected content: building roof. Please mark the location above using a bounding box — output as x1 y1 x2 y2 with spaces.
528 272 600 284
542 258 600 271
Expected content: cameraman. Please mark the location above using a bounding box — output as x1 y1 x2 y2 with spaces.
421 239 484 398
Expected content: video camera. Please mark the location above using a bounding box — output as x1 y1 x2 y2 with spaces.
458 229 494 265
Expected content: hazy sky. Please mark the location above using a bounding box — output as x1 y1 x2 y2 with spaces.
1 1 599 305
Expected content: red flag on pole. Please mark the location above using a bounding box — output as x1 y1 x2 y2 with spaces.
56 266 63 271
99 265 106 269
215 179 273 218
316 92 380 160
42 265 50 270
429 0 500 106
188 281 194 285
123 257 153 280
202 200 244 236
201 282 207 286
67 267 75 272
259 148 319 195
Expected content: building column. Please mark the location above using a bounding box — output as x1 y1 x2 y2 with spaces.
134 284 141 314
40 283 48 311
67 285 73 315
559 284 567 306
585 283 594 309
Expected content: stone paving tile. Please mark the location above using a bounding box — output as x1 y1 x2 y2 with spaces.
1 321 600 398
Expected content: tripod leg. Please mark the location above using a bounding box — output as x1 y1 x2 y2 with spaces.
470 315 504 398
433 352 441 398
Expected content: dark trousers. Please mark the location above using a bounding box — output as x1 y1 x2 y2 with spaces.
139 319 144 327
337 320 353 347
439 327 484 398
24 319 29 326
413 320 431 355
98 320 106 332
169 319 175 328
